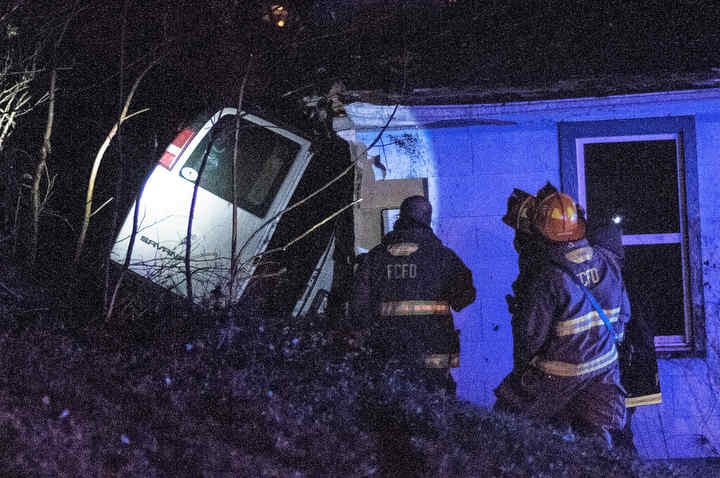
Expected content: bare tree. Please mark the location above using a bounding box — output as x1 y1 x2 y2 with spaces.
1 1 83 265
73 60 156 266
182 120 217 307
27 2 81 265
28 70 56 266
0 51 36 152
1 5 43 246
228 54 253 309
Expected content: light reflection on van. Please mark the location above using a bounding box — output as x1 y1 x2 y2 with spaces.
110 107 314 305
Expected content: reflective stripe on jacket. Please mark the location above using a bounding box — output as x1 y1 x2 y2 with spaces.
350 221 475 369
517 239 631 378
532 346 618 377
380 300 451 316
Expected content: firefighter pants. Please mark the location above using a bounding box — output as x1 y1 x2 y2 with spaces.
494 364 626 437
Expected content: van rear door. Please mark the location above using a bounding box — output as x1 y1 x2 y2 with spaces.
111 107 313 303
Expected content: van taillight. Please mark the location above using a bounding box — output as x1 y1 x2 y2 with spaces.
158 128 194 169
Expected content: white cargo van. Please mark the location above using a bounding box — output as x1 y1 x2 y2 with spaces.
111 107 353 315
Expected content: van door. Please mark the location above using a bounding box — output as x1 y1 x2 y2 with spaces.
111 107 313 304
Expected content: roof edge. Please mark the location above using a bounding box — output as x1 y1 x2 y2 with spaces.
337 86 720 131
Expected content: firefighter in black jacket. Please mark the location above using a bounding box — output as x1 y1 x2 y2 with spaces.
350 196 476 394
494 188 630 448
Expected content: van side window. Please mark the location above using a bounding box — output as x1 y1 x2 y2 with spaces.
181 115 301 217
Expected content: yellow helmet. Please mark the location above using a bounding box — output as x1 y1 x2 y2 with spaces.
534 192 585 242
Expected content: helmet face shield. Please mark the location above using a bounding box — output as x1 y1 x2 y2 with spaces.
534 192 585 242
502 189 537 234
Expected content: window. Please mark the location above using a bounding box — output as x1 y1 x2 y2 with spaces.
381 208 400 236
180 114 300 217
559 117 705 354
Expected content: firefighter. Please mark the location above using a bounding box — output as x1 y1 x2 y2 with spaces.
349 195 476 394
502 188 544 371
494 188 631 449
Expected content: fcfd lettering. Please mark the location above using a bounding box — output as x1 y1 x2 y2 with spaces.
576 267 600 286
387 263 417 279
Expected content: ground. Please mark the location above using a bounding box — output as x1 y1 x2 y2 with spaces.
0 255 713 476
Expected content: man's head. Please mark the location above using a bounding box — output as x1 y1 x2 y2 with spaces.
533 191 585 242
399 195 432 227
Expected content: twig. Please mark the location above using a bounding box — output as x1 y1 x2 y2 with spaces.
257 199 361 258
122 108 149 122
74 60 158 265
15 307 51 315
90 196 114 218
29 68 55 266
229 54 253 307
184 117 218 305
233 98 398 269
0 2 22 26
0 280 21 300
235 155 356 262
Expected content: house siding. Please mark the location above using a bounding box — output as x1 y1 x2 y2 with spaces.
339 88 720 459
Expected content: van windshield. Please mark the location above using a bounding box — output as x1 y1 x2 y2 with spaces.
180 114 301 217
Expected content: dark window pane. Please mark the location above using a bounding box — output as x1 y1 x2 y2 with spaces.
584 140 679 235
623 243 685 336
181 115 301 217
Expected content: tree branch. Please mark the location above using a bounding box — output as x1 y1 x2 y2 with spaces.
73 60 157 265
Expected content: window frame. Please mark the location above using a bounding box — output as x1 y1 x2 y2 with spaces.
558 116 706 355
177 111 302 218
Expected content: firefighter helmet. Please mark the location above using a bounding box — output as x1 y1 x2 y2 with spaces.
502 188 537 234
536 181 559 202
533 192 585 241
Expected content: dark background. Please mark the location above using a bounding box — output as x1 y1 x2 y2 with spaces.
3 0 720 271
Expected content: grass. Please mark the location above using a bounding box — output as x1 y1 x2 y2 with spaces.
0 261 698 477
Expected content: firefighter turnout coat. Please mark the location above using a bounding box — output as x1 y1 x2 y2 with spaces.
350 220 476 374
495 237 631 431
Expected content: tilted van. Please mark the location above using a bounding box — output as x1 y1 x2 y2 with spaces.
111 107 354 317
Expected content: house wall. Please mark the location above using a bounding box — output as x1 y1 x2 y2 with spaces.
338 89 720 459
